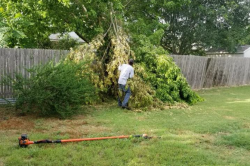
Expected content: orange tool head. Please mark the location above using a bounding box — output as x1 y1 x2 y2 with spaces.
18 134 30 148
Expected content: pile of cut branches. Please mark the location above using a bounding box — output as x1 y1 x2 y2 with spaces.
67 30 202 109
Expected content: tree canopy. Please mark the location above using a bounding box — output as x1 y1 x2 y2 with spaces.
160 0 250 54
0 0 124 47
1 0 249 53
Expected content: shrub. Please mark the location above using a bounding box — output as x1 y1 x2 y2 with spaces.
5 60 97 118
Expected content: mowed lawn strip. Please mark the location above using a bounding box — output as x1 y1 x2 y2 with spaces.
1 86 250 165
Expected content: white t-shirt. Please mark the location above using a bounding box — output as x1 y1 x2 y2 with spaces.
118 64 134 85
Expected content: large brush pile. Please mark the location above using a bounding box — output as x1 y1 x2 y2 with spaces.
67 31 202 109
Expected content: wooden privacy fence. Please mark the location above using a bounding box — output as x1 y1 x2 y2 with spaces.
0 48 69 99
171 55 250 89
1 50 250 99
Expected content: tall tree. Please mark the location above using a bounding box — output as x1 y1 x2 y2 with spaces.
1 0 249 54
160 0 250 55
0 0 124 48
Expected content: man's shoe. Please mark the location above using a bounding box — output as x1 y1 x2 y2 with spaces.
122 106 131 110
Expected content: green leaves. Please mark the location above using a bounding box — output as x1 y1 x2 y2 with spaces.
128 25 202 105
160 0 250 55
0 0 249 53
0 0 127 47
3 60 97 118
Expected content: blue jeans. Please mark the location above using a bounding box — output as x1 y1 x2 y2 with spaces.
118 84 131 107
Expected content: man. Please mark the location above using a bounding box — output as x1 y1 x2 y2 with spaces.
118 59 134 109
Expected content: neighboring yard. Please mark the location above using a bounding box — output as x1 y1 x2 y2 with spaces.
1 86 250 166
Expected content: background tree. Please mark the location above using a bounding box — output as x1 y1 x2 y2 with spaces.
0 0 124 48
160 0 250 55
0 0 249 52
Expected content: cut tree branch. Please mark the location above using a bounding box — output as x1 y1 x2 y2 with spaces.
75 31 90 44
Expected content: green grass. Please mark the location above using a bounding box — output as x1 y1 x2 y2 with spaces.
1 86 250 165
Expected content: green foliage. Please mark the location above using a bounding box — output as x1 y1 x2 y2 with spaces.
0 0 125 47
125 0 250 55
3 60 97 118
1 0 250 53
160 0 250 54
0 8 29 47
153 55 202 104
131 33 202 105
0 1 50 48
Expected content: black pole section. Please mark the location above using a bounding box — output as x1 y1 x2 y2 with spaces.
34 140 62 144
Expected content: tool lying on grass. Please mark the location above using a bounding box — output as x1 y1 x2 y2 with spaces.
18 133 155 148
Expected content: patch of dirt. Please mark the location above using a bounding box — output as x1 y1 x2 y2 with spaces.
170 130 216 145
223 116 235 120
136 116 146 121
0 116 35 130
164 103 189 109
0 106 15 118
39 116 111 138
0 106 111 138
199 134 216 144
0 159 4 166
0 106 35 131
243 123 250 129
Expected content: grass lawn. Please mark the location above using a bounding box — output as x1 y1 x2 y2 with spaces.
1 86 250 165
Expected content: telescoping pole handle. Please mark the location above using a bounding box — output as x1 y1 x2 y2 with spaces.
19 133 156 148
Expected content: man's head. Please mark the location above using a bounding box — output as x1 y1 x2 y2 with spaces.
128 59 134 66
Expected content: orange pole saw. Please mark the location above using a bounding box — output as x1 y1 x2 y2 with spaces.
18 133 153 148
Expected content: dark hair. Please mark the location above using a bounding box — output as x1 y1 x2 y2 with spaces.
128 59 134 65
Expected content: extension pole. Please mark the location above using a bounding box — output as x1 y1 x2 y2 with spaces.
18 134 149 148
61 135 130 143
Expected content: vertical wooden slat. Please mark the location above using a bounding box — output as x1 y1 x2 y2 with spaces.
4 49 8 97
0 49 5 97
